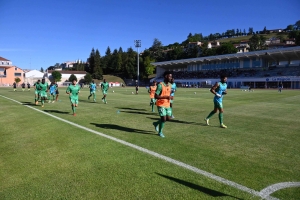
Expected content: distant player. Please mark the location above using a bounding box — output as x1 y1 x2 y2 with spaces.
55 81 59 101
152 71 173 138
13 82 17 91
135 85 139 94
66 78 80 116
34 79 41 105
48 82 57 103
204 74 228 128
170 78 177 118
39 78 49 108
27 83 31 91
148 81 157 112
21 82 26 91
101 79 109 104
278 82 283 93
88 80 97 102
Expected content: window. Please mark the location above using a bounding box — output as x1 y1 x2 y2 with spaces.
14 73 22 77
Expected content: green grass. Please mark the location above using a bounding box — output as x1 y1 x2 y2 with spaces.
218 33 288 43
0 87 299 199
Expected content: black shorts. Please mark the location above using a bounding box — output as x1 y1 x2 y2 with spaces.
56 90 59 94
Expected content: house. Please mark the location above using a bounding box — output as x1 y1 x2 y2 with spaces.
0 56 24 86
207 41 220 49
46 70 87 84
236 41 250 53
24 70 45 84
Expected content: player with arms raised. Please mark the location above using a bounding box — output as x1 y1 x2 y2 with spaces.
204 74 228 128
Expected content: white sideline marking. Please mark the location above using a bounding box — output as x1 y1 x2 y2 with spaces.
2 95 295 200
259 182 300 198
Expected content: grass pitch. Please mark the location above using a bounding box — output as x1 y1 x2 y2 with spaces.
0 86 299 199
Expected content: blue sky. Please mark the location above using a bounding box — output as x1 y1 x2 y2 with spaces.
0 0 299 70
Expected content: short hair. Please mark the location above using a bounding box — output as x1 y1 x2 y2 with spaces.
220 74 227 79
163 71 172 77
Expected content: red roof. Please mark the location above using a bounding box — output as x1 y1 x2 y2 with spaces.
0 56 10 61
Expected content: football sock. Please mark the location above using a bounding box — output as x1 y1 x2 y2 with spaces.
151 104 154 112
158 120 165 133
206 111 215 119
41 100 44 105
219 113 223 124
93 93 96 100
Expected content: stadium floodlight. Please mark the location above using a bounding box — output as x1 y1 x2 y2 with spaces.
134 40 141 86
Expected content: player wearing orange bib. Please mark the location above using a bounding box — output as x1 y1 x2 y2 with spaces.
148 80 157 112
152 71 173 138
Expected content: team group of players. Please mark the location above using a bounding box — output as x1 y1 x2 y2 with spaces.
29 71 227 137
148 71 228 138
32 78 110 116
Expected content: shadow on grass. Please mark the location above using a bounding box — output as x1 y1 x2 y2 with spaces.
21 101 35 106
147 117 202 125
90 123 155 135
156 173 243 199
115 107 147 111
44 110 70 114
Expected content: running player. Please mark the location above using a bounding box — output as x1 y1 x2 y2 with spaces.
88 80 97 102
170 78 177 118
39 78 49 108
49 82 56 103
148 81 157 112
135 84 139 94
152 71 173 138
278 82 283 93
34 79 41 105
21 82 26 91
204 74 228 128
101 79 109 104
66 79 80 116
55 81 59 101
27 83 31 91
13 82 17 91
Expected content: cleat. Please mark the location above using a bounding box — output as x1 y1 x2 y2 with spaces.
41 105 44 108
88 96 90 100
73 113 76 116
204 118 209 125
171 115 175 119
93 99 96 102
102 98 104 102
152 122 159 132
35 101 39 105
52 101 55 103
105 102 107 104
220 123 227 128
158 133 165 138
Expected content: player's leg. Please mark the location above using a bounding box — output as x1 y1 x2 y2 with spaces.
55 90 59 101
88 91 92 100
204 102 218 125
93 91 96 102
218 103 227 128
170 101 175 118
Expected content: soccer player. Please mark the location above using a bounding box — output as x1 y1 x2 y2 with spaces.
88 80 97 102
66 79 80 116
135 84 139 94
39 78 49 108
204 74 228 128
13 82 17 91
148 81 157 112
170 78 177 118
27 83 31 91
55 81 59 101
101 79 109 104
49 82 56 103
34 79 41 105
278 82 283 93
21 82 26 91
152 71 173 138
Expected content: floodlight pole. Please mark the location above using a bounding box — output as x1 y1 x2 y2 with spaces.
134 40 141 86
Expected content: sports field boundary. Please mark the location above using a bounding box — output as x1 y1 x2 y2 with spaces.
1 94 293 200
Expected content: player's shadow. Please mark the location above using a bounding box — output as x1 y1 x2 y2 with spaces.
156 173 242 199
115 107 147 111
43 110 70 114
90 123 154 135
21 101 35 106
147 117 201 125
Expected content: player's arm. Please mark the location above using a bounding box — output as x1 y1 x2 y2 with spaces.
66 87 70 94
210 82 221 97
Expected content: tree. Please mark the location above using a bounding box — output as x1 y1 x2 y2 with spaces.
40 67 44 72
68 74 77 82
216 43 237 55
84 73 92 83
143 56 155 77
263 26 267 34
286 24 294 31
51 71 62 82
249 35 266 51
87 48 95 74
15 77 21 85
92 49 103 80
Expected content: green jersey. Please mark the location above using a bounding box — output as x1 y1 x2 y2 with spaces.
39 82 48 92
101 82 109 91
66 84 80 99
34 82 41 91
